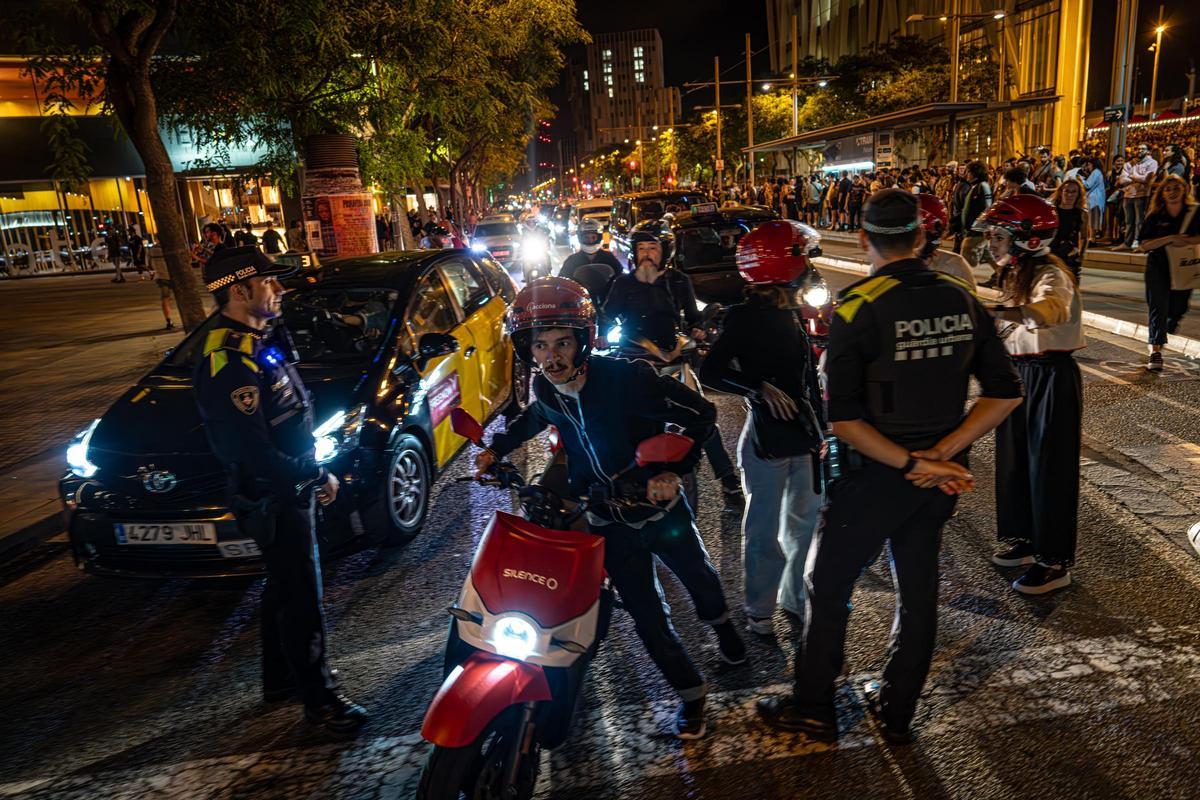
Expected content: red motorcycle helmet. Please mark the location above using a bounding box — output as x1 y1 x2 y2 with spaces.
917 193 949 243
734 219 815 285
973 194 1059 254
505 276 596 367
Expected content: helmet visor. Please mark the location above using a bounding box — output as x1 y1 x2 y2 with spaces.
578 229 602 246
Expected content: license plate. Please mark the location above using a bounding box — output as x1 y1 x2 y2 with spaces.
114 522 217 545
216 539 262 559
492 249 510 258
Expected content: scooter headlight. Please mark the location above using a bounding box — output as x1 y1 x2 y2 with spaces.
521 238 547 260
490 614 538 660
802 283 831 309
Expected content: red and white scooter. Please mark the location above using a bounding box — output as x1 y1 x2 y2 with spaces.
417 409 692 799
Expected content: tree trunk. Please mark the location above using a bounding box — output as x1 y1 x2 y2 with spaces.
413 177 430 225
392 194 415 250
107 59 207 330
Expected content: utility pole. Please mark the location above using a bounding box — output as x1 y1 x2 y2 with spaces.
1110 0 1140 162
995 12 1006 163
714 56 723 193
746 32 755 188
636 102 644 188
791 14 799 136
947 0 961 160
1149 5 1165 118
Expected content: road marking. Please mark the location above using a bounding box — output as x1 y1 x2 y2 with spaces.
3 624 1197 799
1078 361 1200 417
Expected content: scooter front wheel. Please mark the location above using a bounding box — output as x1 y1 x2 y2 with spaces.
417 706 541 800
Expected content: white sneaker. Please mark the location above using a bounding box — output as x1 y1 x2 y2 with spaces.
747 616 774 636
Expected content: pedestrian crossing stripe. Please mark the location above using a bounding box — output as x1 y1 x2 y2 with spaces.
836 276 900 324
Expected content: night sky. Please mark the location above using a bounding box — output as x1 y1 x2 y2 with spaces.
555 0 1196 138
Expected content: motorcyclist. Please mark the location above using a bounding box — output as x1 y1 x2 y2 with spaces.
602 222 745 508
476 277 747 739
518 213 553 280
559 218 623 306
917 193 977 291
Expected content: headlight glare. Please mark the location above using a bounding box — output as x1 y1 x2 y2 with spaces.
470 241 488 254
490 614 538 660
312 407 364 464
802 284 831 309
67 419 100 478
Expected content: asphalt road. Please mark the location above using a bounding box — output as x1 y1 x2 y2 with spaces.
2 251 1200 799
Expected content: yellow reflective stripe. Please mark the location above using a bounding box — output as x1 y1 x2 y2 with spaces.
236 334 253 355
936 272 976 295
241 356 260 373
835 276 900 323
204 329 228 356
209 351 228 377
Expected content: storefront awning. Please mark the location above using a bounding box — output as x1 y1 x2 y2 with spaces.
0 116 144 183
743 96 1061 154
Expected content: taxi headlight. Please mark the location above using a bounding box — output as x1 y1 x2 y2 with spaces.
490 614 538 660
67 418 100 478
802 284 831 309
313 406 365 464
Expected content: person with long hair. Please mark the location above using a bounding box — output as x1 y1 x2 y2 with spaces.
1105 155 1126 243
700 220 825 637
1137 174 1200 370
972 195 1085 595
1049 177 1089 280
1081 158 1106 246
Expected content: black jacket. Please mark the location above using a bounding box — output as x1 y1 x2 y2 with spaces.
193 317 323 501
490 356 715 523
700 299 825 458
602 269 702 351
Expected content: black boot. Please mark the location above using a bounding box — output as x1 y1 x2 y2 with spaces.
304 693 368 733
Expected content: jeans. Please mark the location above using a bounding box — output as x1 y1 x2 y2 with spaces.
594 500 729 701
792 462 956 728
737 424 822 618
1124 196 1148 246
1144 255 1194 345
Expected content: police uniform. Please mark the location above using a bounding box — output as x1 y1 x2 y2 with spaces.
193 247 364 730
759 197 1022 738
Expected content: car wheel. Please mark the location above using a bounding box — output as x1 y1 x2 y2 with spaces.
504 358 531 419
365 434 431 546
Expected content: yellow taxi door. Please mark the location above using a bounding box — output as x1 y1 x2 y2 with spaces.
434 257 509 421
405 267 483 469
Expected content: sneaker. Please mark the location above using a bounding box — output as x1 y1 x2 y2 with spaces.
304 693 368 733
675 696 707 739
722 486 746 511
165 320 175 330
861 682 914 746
714 620 748 665
746 615 774 636
755 696 838 741
1148 351 1164 372
1013 563 1071 595
991 541 1035 567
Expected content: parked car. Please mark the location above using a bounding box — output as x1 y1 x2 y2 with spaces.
469 220 523 268
62 250 527 577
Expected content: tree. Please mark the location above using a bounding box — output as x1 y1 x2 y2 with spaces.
23 0 208 330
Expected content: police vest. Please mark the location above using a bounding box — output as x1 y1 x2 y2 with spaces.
838 268 982 446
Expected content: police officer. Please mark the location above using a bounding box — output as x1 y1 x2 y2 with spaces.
756 190 1023 744
194 246 367 733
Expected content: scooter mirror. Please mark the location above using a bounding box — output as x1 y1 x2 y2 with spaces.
450 408 484 444
634 432 694 467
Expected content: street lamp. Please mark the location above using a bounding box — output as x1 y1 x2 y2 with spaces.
1150 16 1167 117
762 82 772 91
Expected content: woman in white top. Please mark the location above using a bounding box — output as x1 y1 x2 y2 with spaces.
973 195 1085 596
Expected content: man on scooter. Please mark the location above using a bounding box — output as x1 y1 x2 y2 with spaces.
559 218 622 307
476 277 748 739
601 223 745 508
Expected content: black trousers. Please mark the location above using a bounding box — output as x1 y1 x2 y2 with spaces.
594 500 729 701
703 427 736 481
260 498 337 707
995 353 1082 567
793 463 956 728
1144 256 1193 346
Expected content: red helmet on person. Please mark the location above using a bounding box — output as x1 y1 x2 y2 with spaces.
734 219 818 285
972 194 1059 255
505 276 596 367
917 193 949 242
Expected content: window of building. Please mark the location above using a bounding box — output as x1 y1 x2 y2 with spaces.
608 87 614 98
603 49 612 59
583 69 589 91
633 46 643 58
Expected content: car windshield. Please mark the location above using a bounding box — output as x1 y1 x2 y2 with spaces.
675 218 774 270
474 222 518 238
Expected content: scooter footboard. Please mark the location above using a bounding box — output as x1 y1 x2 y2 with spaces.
421 651 552 748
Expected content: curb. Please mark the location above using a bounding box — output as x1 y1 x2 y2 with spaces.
812 255 1200 359
0 512 63 563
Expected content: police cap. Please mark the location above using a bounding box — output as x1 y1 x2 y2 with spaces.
203 246 296 294
861 189 921 238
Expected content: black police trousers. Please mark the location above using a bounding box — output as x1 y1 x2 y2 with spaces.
592 500 729 702
793 462 956 728
260 498 338 708
995 353 1082 567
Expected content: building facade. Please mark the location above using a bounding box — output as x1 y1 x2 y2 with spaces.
764 0 1093 160
567 29 682 157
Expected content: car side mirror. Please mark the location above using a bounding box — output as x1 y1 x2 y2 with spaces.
416 332 459 369
634 432 694 467
808 245 823 258
449 408 484 444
